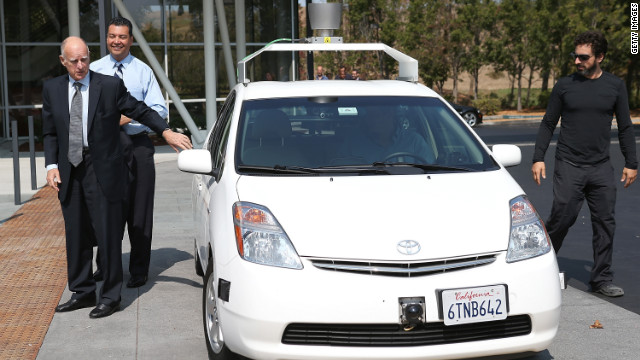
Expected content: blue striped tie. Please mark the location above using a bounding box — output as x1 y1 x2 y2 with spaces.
114 63 123 79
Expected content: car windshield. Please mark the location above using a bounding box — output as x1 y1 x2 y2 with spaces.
235 96 498 175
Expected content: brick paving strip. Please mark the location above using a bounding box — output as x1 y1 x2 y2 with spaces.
0 187 66 360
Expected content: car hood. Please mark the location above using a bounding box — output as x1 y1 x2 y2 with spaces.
235 170 524 261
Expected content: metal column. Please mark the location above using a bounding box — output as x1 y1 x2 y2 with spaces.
215 0 237 88
235 0 246 64
204 0 217 132
67 0 80 36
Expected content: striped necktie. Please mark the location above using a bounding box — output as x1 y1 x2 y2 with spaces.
114 63 123 79
68 82 83 166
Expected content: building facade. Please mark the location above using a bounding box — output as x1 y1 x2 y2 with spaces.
1 0 298 140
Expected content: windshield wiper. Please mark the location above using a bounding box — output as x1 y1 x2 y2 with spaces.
239 164 386 175
238 163 471 176
371 162 473 173
237 165 322 175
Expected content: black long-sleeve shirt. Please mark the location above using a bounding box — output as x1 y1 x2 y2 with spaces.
533 71 637 169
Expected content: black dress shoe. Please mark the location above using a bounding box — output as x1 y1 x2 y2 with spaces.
93 269 103 281
89 302 120 318
126 275 148 288
55 297 96 312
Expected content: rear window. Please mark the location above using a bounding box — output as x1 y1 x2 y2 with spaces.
235 96 497 174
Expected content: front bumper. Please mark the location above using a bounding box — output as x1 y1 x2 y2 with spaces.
214 251 561 360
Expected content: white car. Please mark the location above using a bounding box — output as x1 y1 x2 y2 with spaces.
179 43 561 360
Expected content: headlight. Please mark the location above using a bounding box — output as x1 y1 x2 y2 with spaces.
506 196 551 263
232 202 303 269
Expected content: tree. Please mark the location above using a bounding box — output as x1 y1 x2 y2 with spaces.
399 0 452 93
491 0 535 111
458 0 498 100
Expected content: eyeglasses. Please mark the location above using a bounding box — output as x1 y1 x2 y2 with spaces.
570 52 593 61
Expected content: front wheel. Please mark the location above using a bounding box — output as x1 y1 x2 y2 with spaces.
462 112 478 127
203 259 240 360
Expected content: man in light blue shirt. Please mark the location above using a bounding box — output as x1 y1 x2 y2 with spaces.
90 16 168 289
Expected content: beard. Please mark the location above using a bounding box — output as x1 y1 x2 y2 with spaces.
577 62 598 77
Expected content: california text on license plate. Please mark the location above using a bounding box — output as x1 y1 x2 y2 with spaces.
441 285 507 326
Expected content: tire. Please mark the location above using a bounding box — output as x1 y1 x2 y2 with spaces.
194 241 204 277
462 112 478 127
203 259 239 360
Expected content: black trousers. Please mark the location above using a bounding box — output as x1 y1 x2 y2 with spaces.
125 134 156 277
61 152 123 305
546 158 617 288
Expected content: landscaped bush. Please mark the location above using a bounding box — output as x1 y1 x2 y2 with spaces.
472 98 501 115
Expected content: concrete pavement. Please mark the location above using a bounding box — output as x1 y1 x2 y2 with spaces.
2 140 640 359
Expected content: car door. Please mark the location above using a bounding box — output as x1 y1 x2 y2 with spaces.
195 92 236 261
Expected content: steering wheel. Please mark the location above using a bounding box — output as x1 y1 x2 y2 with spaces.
382 152 429 164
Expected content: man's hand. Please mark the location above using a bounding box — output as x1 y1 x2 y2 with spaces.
119 115 131 126
46 169 61 192
621 167 637 188
532 161 546 185
162 129 193 153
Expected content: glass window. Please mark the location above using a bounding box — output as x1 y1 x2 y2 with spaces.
4 0 99 43
246 0 294 43
209 91 235 171
128 0 163 43
166 46 204 98
167 0 203 42
79 0 101 43
6 46 65 107
4 0 68 43
236 96 496 173
168 101 205 133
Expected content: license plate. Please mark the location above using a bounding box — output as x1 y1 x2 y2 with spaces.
441 285 507 326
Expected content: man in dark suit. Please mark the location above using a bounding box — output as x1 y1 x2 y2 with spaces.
43 36 192 318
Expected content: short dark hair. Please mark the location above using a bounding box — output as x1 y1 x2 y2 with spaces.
108 16 133 37
574 31 607 57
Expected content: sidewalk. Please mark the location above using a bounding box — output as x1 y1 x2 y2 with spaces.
0 140 45 225
1 143 640 359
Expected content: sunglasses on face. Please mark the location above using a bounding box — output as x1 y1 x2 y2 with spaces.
570 52 593 61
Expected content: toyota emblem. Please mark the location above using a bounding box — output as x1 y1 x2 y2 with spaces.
397 240 421 255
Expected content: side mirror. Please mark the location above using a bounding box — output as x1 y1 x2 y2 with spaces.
491 144 521 167
178 149 216 175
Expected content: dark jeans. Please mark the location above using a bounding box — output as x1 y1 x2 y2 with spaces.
545 158 616 289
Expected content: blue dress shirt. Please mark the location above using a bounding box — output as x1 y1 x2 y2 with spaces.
90 53 168 135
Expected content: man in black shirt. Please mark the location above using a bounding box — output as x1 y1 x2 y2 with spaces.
532 31 637 297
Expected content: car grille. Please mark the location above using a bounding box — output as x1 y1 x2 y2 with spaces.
282 315 531 347
310 254 497 277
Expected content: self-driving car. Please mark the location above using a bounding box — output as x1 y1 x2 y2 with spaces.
178 41 561 360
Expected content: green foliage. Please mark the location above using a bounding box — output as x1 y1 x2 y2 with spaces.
537 89 552 110
472 98 501 115
315 0 404 79
325 0 638 112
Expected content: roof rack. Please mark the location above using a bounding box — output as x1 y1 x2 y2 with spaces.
237 42 419 84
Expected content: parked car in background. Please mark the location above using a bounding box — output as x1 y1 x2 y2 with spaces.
178 41 561 360
451 102 483 127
